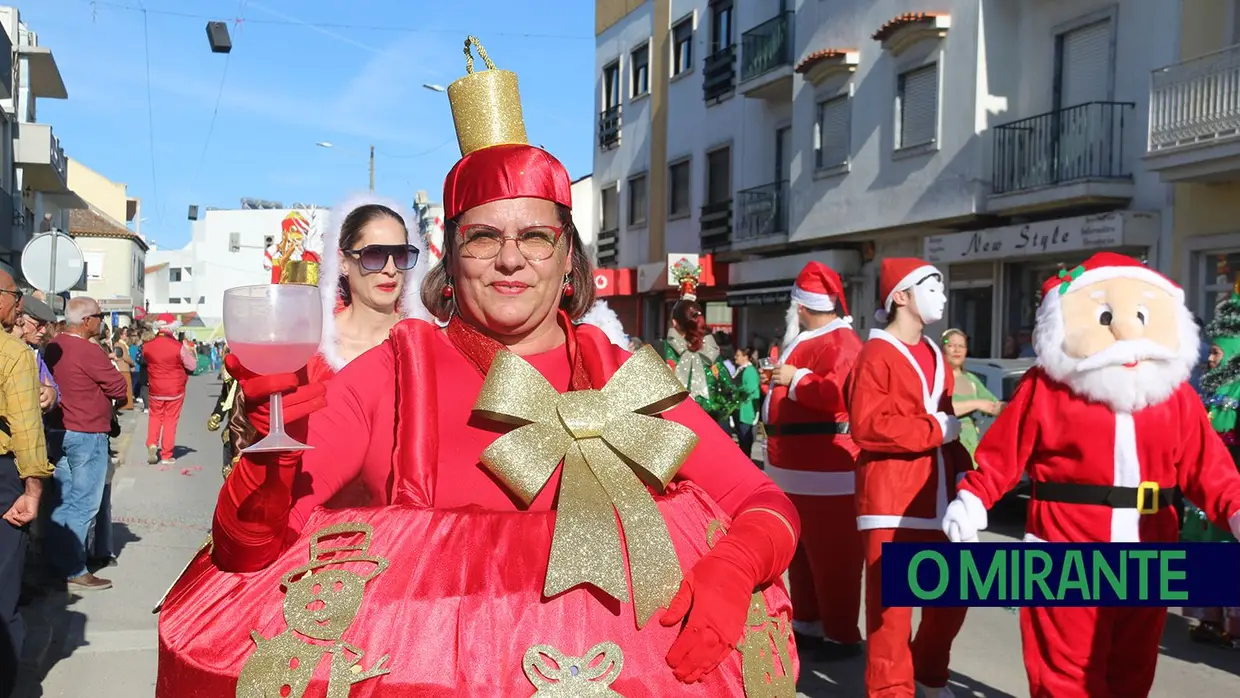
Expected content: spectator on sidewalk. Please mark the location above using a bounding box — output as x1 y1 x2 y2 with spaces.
143 321 194 465
43 297 127 591
131 329 150 412
112 327 136 410
0 271 52 695
10 294 59 413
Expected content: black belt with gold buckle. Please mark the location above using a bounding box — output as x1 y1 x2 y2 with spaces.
1031 481 1177 515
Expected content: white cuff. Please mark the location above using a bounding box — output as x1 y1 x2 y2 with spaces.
959 489 988 532
787 368 813 402
1230 509 1240 539
934 412 960 442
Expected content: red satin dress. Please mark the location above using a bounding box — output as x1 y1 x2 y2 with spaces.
157 317 798 697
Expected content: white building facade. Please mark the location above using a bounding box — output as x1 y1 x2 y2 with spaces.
145 203 330 324
593 0 1180 355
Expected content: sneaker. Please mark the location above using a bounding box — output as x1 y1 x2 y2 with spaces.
66 573 112 591
160 458 176 465
147 445 159 465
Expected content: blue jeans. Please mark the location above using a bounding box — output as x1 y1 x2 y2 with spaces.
46 431 110 579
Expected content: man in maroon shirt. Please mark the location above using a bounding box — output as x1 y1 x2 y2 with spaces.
142 321 193 465
43 297 127 591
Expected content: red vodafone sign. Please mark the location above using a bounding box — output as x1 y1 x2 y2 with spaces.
592 268 633 297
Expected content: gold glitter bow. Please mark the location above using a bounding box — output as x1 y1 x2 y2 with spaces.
523 642 624 696
473 346 697 628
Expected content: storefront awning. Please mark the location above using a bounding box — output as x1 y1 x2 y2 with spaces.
726 284 792 307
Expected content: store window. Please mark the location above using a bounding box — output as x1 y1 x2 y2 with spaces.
947 263 993 358
1197 251 1240 327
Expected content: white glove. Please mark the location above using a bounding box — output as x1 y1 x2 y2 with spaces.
942 490 988 543
934 412 962 443
1230 510 1240 540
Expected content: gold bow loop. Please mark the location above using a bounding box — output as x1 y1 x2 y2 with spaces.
473 346 698 628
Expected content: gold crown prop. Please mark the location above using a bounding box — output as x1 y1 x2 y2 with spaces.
448 36 530 156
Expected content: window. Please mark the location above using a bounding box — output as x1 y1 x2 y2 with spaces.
1055 20 1113 108
673 17 693 76
603 61 621 110
631 44 649 97
815 96 851 170
84 252 104 281
169 267 183 282
669 159 691 217
601 184 619 232
896 64 938 149
198 296 206 304
169 297 181 304
229 231 241 252
627 174 648 227
706 147 731 205
710 0 734 52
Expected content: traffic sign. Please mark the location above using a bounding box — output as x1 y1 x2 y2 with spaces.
21 231 84 295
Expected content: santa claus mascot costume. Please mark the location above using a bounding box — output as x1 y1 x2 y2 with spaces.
763 261 864 658
943 252 1240 697
847 257 972 698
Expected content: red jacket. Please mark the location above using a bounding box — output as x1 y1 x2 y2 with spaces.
762 320 862 496
144 334 190 398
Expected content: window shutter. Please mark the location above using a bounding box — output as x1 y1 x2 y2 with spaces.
817 97 851 168
1059 20 1112 107
899 65 938 148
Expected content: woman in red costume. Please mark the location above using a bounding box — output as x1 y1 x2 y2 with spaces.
307 194 432 383
157 38 800 697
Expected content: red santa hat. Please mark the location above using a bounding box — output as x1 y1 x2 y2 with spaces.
790 261 850 319
875 257 940 324
1039 252 1182 304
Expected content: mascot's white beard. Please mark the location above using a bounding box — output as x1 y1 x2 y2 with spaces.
782 302 801 354
1033 296 1199 414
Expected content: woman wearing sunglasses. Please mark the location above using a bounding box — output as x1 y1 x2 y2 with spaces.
159 40 798 696
309 195 431 383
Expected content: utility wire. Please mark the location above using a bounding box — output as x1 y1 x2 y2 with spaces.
76 0 592 40
139 4 164 231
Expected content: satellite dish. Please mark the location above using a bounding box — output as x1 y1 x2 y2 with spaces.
22 231 85 295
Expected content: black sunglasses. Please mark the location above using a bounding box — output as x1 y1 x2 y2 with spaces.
88 312 106 320
0 289 23 302
344 244 419 272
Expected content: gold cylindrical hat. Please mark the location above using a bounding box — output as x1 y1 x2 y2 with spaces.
447 36 529 156
279 260 319 286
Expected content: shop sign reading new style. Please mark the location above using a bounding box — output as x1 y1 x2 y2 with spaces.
923 211 1160 264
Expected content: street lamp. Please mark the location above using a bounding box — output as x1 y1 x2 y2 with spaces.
423 84 446 93
317 141 375 191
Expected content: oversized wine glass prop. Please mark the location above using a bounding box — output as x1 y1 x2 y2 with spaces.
222 284 323 453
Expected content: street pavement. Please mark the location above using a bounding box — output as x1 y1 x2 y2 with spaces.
9 374 1240 696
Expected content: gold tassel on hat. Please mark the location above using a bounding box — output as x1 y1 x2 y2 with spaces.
447 36 530 156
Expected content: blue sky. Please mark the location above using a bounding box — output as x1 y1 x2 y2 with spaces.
25 0 594 249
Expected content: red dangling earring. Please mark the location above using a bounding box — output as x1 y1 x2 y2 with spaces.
563 283 574 297
441 283 454 298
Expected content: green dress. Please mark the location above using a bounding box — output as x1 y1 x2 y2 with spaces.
951 371 998 467
663 328 738 420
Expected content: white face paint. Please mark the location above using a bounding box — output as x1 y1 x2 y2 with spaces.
912 274 947 325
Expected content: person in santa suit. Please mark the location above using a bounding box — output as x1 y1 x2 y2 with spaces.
156 37 800 696
764 260 864 659
942 252 1240 697
847 257 972 698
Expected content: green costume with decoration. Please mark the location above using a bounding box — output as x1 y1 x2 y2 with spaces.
1182 295 1240 544
663 328 739 421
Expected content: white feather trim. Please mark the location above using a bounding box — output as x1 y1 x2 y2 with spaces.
319 193 433 372
575 299 628 346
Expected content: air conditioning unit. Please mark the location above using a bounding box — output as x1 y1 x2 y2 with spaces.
229 232 240 253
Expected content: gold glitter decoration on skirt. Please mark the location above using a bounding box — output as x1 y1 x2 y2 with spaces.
447 36 530 157
472 345 697 628
235 523 391 698
707 521 797 698
523 642 625 697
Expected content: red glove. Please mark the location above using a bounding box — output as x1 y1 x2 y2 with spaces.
660 509 794 683
224 353 327 439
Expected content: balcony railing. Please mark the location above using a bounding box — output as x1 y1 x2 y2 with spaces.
741 13 793 83
1149 44 1240 151
598 106 621 150
596 228 619 267
992 101 1134 196
703 46 737 103
735 180 789 242
699 200 733 252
